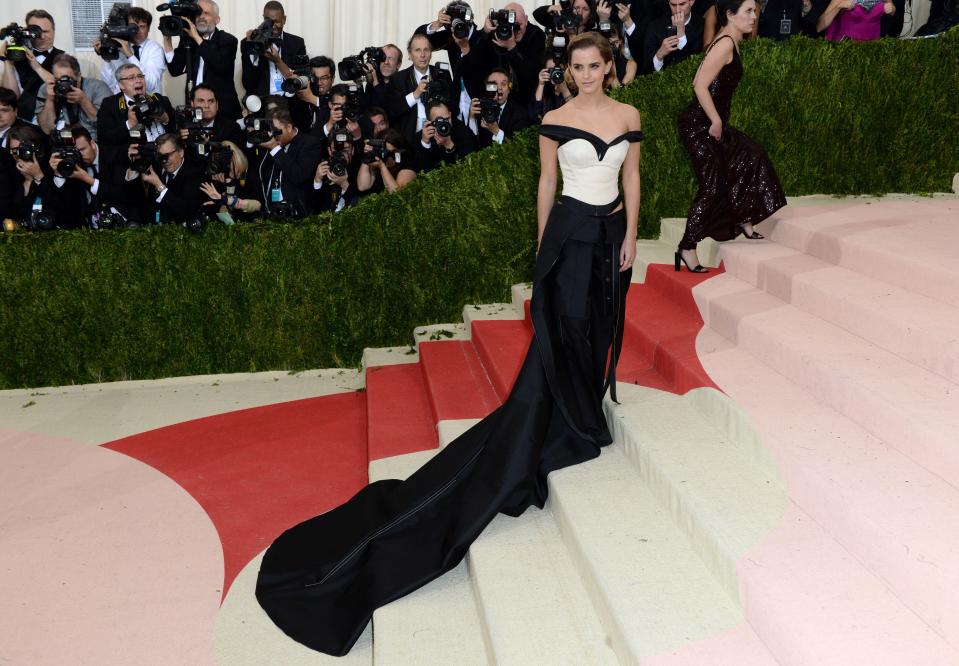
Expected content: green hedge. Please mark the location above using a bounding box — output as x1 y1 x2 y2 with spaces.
1 30 957 389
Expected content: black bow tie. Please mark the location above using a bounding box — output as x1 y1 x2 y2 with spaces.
33 50 48 57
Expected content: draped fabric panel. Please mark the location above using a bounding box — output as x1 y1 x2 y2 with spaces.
7 0 551 103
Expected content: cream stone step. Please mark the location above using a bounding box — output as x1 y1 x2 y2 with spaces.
606 382 959 663
633 240 678 283
719 240 959 385
362 345 419 370
546 445 777 664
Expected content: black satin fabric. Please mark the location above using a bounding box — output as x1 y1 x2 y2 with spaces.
255 195 631 656
677 37 787 250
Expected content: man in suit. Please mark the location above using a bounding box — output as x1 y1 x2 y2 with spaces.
96 63 174 165
45 126 121 228
416 4 484 95
1 10 65 124
97 7 166 95
255 107 324 218
469 3 546 107
162 0 241 120
385 34 455 148
363 44 402 112
0 88 48 220
415 98 477 173
470 67 530 149
181 83 245 146
240 1 307 99
643 0 704 75
132 133 211 224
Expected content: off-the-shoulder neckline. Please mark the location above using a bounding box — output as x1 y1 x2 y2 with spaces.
539 124 643 147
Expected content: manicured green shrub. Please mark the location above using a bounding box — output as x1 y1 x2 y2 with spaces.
1 30 956 389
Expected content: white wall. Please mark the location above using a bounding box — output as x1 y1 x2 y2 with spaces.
4 0 551 105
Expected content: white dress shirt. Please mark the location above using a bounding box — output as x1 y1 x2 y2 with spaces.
652 15 692 72
100 39 165 94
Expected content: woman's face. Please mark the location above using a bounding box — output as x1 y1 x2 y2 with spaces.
727 0 757 33
568 46 611 95
573 0 592 22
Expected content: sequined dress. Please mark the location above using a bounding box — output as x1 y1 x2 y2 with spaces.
677 36 786 250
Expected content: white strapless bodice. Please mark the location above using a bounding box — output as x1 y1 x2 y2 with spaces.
558 139 629 206
539 124 644 207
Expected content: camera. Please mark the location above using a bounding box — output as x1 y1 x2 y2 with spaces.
432 116 452 137
340 84 362 122
446 2 474 39
244 116 281 145
548 65 565 85
21 210 57 231
0 23 42 62
338 46 387 82
175 104 203 129
52 130 84 177
281 54 313 93
554 1 583 31
131 94 165 125
156 0 202 37
96 207 131 229
329 129 353 177
489 9 519 41
479 83 501 124
10 142 39 162
247 18 277 55
197 141 232 176
129 142 159 173
423 77 453 107
269 200 298 219
53 76 76 105
98 3 139 61
549 34 568 64
362 137 390 163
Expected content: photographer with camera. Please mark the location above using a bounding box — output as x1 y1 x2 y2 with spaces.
180 83 245 147
97 63 174 164
199 140 263 223
241 1 307 99
161 0 241 120
6 123 54 227
365 106 390 139
96 7 165 95
386 34 455 147
415 98 476 173
285 55 336 133
255 107 323 219
0 87 41 217
1 10 63 124
125 132 211 224
311 130 358 213
36 54 111 140
533 0 597 34
532 40 574 121
362 44 402 111
643 0 703 74
469 67 529 148
357 127 415 198
472 4 546 108
315 83 368 144
417 4 483 93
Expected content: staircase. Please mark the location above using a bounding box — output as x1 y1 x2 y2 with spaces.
303 194 959 665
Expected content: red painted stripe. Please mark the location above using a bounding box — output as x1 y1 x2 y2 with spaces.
366 363 438 461
419 340 501 421
102 392 368 601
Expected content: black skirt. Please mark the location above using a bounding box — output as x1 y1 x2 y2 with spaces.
255 194 632 656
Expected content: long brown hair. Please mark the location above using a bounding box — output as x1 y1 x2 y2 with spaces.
566 31 617 91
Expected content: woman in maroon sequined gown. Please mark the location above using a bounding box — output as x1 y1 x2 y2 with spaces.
676 0 786 272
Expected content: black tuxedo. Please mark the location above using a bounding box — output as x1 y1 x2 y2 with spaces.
386 65 455 146
14 46 64 122
0 150 20 220
96 92 175 163
414 119 477 173
167 29 241 120
469 25 547 107
240 31 307 98
642 14 705 75
256 131 324 218
149 158 210 224
477 98 530 149
414 22 486 97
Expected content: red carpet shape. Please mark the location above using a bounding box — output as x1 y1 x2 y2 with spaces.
103 392 368 599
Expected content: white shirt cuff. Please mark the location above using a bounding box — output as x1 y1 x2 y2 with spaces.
90 179 100 196
493 129 505 144
678 34 688 49
426 23 436 35
624 22 636 35
156 186 169 202
421 140 432 149
269 145 283 156
164 50 174 63
405 92 417 108
653 56 664 72
314 180 323 190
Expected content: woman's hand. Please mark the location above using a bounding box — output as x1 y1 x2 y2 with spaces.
709 119 723 141
620 237 636 273
200 182 222 201
596 0 613 21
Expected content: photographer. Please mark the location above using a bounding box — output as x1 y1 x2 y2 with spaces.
415 98 476 173
357 128 415 197
97 7 165 95
46 125 125 229
36 54 111 140
7 124 53 226
531 50 573 122
469 67 529 148
97 63 174 163
315 83 368 144
126 132 211 224
289 55 336 132
255 107 323 219
532 1 598 34
162 0 241 120
180 83 245 147
241 1 307 99
472 4 546 108
0 88 41 217
643 0 703 74
417 4 483 91
1 10 63 123
312 131 358 213
385 34 455 147
594 14 638 86
363 44 403 111
199 140 262 223
365 106 390 138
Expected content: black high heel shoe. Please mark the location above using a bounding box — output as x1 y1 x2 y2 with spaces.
737 225 764 240
675 251 709 273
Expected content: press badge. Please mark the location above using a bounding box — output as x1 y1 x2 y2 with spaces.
32 197 43 212
271 187 283 202
780 15 792 34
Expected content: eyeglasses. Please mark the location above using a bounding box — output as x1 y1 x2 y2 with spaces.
315 74 333 81
157 150 177 163
119 73 146 82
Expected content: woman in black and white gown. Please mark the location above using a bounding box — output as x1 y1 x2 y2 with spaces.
255 31 642 657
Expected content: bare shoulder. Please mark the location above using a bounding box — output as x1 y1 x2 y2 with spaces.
706 36 735 61
541 107 566 126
